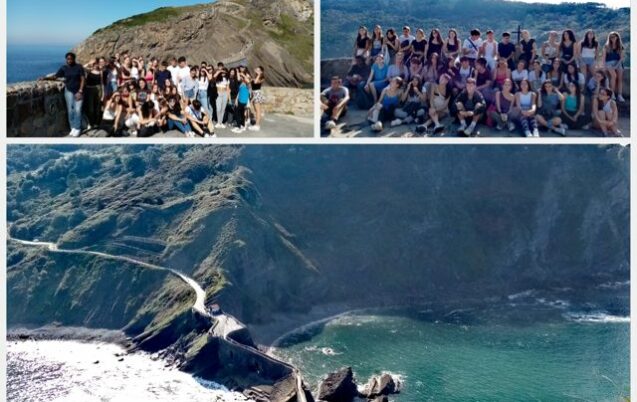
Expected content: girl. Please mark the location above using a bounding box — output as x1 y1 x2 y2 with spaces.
353 26 371 64
137 78 150 105
228 68 240 126
370 25 385 61
514 79 539 137
249 66 266 132
518 30 537 65
492 58 511 90
232 73 252 134
559 30 578 69
593 88 621 136
427 29 443 61
587 70 609 96
561 81 589 130
167 96 195 137
602 31 625 102
215 67 231 128
421 52 440 89
408 57 423 81
365 54 390 102
546 58 562 88
410 29 428 64
197 67 213 118
579 30 599 79
84 59 104 130
511 60 529 92
138 100 160 137
561 63 585 92
444 29 460 62
391 75 426 126
537 81 566 136
385 29 399 65
540 31 560 73
99 92 123 137
528 60 546 92
425 74 452 134
105 58 119 98
368 77 404 132
491 79 517 132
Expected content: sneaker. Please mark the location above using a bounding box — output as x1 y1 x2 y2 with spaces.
496 123 504 131
372 121 383 132
554 126 566 136
390 118 402 127
532 128 540 137
618 94 625 102
86 124 92 131
458 122 467 133
248 125 261 131
507 122 516 132
582 123 592 130
433 123 445 133
403 116 414 124
231 127 246 134
324 120 336 130
614 130 623 137
524 130 532 137
68 128 80 137
130 130 138 137
464 123 475 136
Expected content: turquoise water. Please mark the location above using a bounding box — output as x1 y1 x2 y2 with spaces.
7 45 74 83
275 310 629 401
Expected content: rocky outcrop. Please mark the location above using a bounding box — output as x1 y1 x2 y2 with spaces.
361 374 400 399
317 367 359 402
74 0 313 88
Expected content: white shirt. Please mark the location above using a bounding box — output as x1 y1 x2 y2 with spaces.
167 65 179 85
512 69 529 82
399 34 415 47
463 37 483 59
483 40 498 59
131 67 139 80
176 66 191 84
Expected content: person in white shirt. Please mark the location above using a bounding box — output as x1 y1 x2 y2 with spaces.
167 57 179 86
511 60 529 92
462 29 483 66
398 26 416 62
175 57 191 95
481 30 498 71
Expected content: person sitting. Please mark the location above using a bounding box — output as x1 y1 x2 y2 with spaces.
391 75 426 127
321 76 351 131
420 73 452 135
528 60 546 92
561 62 585 92
511 60 529 92
166 96 195 137
473 57 493 103
498 32 517 70
561 81 590 130
368 77 404 132
186 99 215 137
365 54 390 102
99 92 124 137
490 79 517 132
137 100 160 137
592 88 621 136
344 55 371 100
455 77 485 136
536 81 567 136
514 79 539 137
453 56 473 96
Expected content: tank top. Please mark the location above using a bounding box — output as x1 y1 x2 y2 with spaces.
413 39 427 54
498 93 513 113
564 94 578 112
519 92 533 111
357 36 369 50
432 86 448 110
145 70 154 82
252 79 263 91
372 37 383 51
86 71 102 87
606 47 621 62
495 68 508 86
484 41 497 59
521 39 535 60
561 42 574 60
382 92 400 108
427 41 443 58
602 100 613 113
581 45 596 58
447 40 459 53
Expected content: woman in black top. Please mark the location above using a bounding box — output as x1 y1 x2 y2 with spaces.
385 29 399 65
518 30 536 65
228 68 240 126
560 29 577 69
84 58 104 129
411 29 428 64
427 29 444 60
353 26 371 64
444 29 460 62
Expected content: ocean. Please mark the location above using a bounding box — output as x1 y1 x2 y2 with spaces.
274 295 630 401
7 340 249 402
7 45 74 84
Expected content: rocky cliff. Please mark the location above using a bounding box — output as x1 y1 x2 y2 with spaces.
74 0 313 88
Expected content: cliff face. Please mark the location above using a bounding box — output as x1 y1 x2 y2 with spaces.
73 0 313 88
7 145 630 343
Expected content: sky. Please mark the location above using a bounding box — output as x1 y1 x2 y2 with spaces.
7 0 629 45
7 0 211 46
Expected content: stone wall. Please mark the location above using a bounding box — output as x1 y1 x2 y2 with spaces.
6 82 313 137
7 81 69 137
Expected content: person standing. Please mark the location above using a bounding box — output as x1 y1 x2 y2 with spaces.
462 29 483 67
497 32 517 70
41 52 86 137
481 30 498 71
83 59 104 131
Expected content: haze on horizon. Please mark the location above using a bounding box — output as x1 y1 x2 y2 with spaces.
8 0 628 46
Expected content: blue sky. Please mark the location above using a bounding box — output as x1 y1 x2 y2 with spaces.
8 0 629 45
8 1 212 45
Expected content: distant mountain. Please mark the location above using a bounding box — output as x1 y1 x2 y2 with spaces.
321 0 630 64
73 0 313 88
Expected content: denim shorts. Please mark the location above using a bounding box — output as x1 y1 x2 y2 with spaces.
605 60 623 70
581 56 595 67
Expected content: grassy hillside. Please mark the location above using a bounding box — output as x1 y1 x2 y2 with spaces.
322 0 630 64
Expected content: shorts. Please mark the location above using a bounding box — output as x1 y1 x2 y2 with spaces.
539 108 561 120
372 80 389 92
252 90 266 104
605 60 623 70
581 56 595 67
371 48 382 58
356 48 370 59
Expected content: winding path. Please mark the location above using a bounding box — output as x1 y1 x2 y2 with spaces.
8 226 308 401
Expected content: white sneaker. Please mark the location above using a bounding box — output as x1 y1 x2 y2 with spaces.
371 121 383 132
231 127 246 134
524 130 532 137
464 123 475 136
130 130 138 137
390 118 402 127
86 124 92 131
554 126 566 136
533 128 540 137
248 125 261 131
458 122 467 132
68 128 80 137
618 95 625 102
507 122 516 132
325 120 336 130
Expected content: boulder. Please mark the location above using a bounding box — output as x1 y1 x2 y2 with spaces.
363 374 398 398
317 367 358 402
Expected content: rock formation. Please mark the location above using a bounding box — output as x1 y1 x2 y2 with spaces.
317 367 359 401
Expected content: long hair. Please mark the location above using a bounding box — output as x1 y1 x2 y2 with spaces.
560 29 576 49
447 29 458 45
606 31 624 52
357 26 369 42
372 25 384 41
581 30 598 49
429 28 442 44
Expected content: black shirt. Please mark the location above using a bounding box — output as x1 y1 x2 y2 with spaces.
155 70 172 89
56 63 85 94
86 70 102 87
457 90 485 110
347 64 371 81
498 42 516 59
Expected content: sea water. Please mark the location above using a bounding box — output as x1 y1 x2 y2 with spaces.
7 340 251 402
7 45 74 84
274 305 630 401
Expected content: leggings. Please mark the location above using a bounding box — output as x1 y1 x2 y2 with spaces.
236 101 248 127
84 85 103 127
520 116 537 132
216 91 229 123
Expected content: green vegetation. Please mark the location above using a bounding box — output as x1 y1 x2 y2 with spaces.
267 13 314 71
95 7 185 33
322 0 631 65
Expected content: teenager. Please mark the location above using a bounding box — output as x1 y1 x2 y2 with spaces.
368 77 404 132
455 77 485 136
391 75 426 127
345 55 371 98
321 76 351 131
410 29 428 64
592 87 621 136
424 74 452 134
215 67 231 128
540 31 560 73
228 68 240 126
155 61 172 90
518 30 537 65
561 63 585 91
514 79 539 137
546 58 562 87
462 29 483 66
537 81 566 135
511 60 529 92
84 59 104 130
603 31 625 102
559 30 578 69
473 57 493 102
497 32 517 70
387 52 409 81
175 57 191 95
99 92 124 137
398 26 416 62
186 99 215 137
427 29 444 61
43 52 85 137
444 29 460 62
353 26 371 63
167 58 179 86
181 68 198 104
365 54 390 102
528 60 546 92
249 66 266 131
370 25 385 61
167 96 195 137
492 58 512 90
561 81 589 130
232 73 252 133
421 52 441 89
579 30 599 79
481 30 498 71
197 67 213 118
385 29 400 64
587 70 609 96
138 100 161 137
490 78 517 132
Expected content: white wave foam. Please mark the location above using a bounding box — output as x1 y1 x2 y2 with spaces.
597 280 630 290
564 312 630 324
507 289 536 300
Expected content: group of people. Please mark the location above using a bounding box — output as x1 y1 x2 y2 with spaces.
44 52 267 137
322 26 626 137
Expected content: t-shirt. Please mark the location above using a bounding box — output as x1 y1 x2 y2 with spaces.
155 70 172 89
348 64 371 80
167 65 179 85
463 37 483 59
457 90 485 110
131 67 139 80
176 66 191 86
511 69 529 83
372 64 389 81
238 83 251 104
387 65 408 80
56 63 85 94
321 86 350 105
187 105 204 120
475 69 491 87
399 34 415 49
498 42 516 59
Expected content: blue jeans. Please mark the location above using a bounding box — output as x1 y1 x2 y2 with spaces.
168 118 192 134
197 90 213 117
64 89 83 130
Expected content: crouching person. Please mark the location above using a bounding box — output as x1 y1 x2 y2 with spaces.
321 76 350 133
489 79 517 133
367 77 404 132
187 100 216 138
391 76 427 127
455 78 485 136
